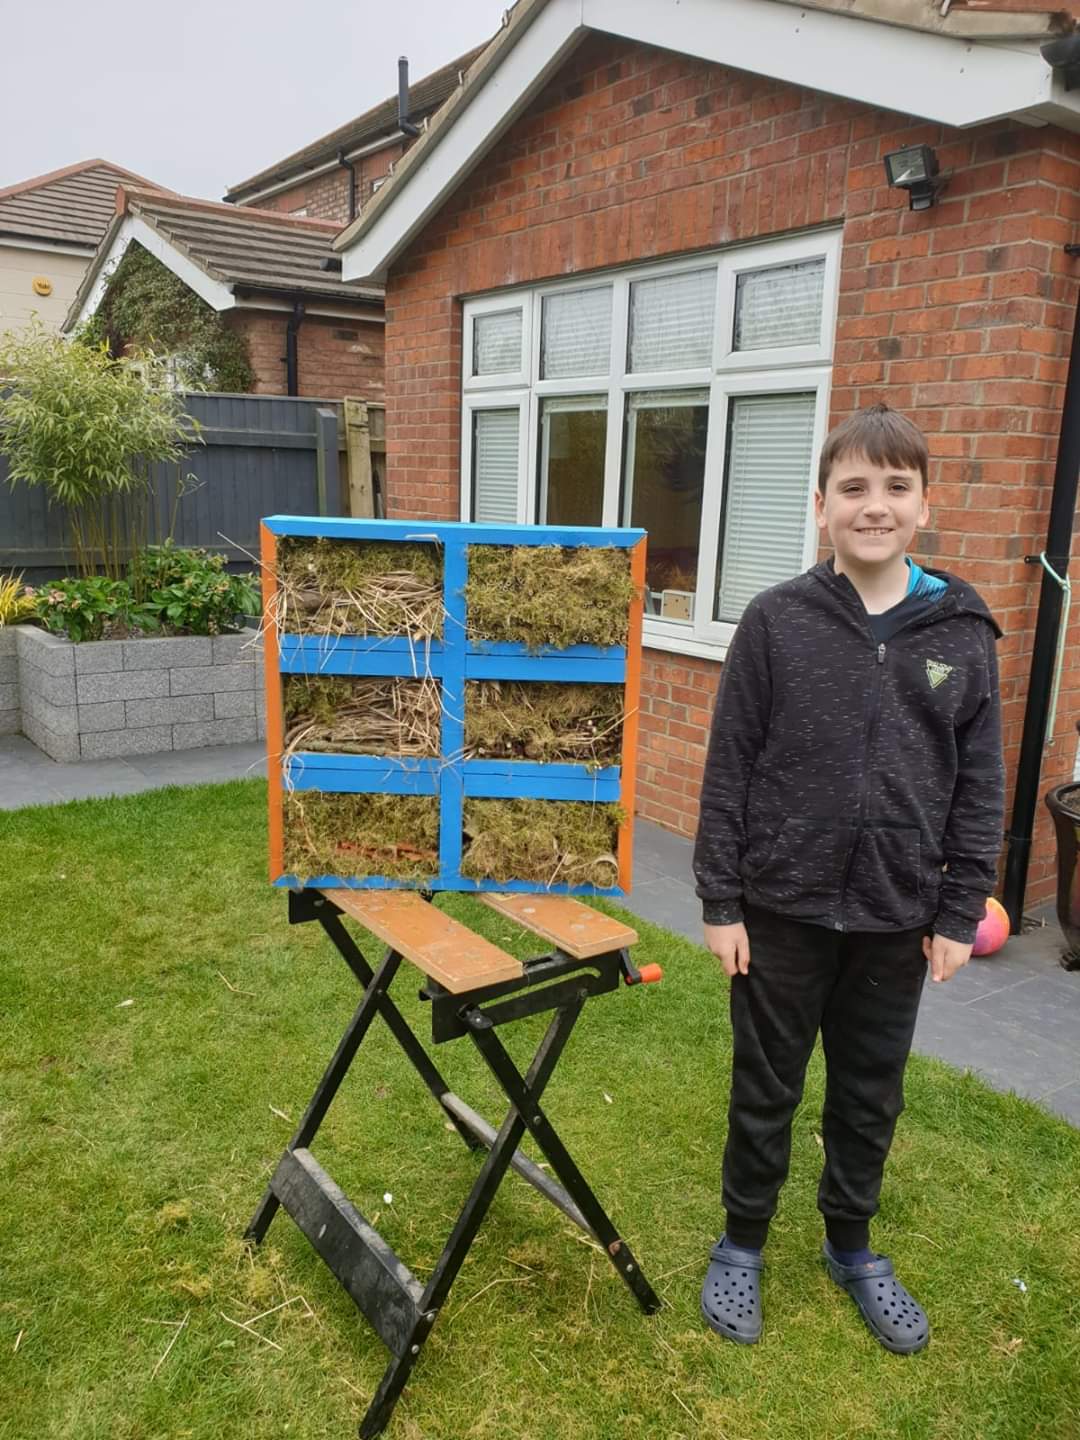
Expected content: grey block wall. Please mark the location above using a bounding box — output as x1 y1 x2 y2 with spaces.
0 629 19 735
14 627 265 762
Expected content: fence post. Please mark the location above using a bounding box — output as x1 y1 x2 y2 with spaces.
344 398 375 517
315 408 342 516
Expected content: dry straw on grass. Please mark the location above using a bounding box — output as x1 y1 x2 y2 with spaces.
283 675 441 757
283 792 440 882
275 537 443 638
461 799 622 888
464 681 623 767
465 546 636 649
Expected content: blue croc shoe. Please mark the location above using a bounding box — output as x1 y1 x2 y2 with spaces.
701 1237 763 1344
823 1244 929 1354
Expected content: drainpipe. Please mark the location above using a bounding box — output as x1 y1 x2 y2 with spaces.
337 149 357 222
285 299 305 396
1001 243 1080 931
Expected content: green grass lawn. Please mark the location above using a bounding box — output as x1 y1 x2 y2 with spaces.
1 780 1078 1440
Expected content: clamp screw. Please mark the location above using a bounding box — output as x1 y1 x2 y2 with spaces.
625 1263 634 1273
410 1344 420 1355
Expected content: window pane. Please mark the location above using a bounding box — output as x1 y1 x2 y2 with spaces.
538 397 607 526
541 288 612 379
715 393 816 622
623 389 709 623
733 259 825 351
473 310 522 375
472 408 519 522
628 268 715 373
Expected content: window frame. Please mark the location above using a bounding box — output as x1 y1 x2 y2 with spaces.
461 391 531 524
460 230 842 659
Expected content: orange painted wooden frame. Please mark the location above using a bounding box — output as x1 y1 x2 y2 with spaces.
617 536 646 894
260 523 285 883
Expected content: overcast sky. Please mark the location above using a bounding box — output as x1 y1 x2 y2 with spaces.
1 0 506 199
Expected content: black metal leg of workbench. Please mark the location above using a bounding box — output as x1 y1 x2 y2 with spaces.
244 947 405 1244
470 1007 662 1315
318 911 481 1153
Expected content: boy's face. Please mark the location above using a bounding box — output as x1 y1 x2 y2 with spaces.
814 452 929 572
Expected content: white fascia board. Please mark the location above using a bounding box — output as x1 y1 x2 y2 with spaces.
342 0 584 283
582 0 1054 129
68 214 236 331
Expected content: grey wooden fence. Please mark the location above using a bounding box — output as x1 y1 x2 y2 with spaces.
1 392 342 582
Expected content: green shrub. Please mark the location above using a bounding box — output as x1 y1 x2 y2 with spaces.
131 541 259 637
34 577 158 644
0 572 38 628
0 323 196 577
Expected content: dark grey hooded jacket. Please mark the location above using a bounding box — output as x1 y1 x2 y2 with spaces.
693 560 1005 945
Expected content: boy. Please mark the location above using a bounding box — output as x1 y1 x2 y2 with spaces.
693 404 1004 1353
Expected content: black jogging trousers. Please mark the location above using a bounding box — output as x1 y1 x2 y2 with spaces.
722 903 930 1252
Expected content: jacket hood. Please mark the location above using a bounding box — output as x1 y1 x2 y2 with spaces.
809 559 1003 638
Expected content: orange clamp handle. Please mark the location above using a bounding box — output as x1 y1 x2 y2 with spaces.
637 963 663 984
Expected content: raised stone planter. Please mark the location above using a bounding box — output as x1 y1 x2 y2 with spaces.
0 628 19 735
14 626 265 762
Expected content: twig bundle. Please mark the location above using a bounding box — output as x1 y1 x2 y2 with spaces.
465 681 623 766
284 675 441 757
275 538 443 638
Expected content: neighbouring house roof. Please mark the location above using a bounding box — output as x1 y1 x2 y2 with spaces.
0 158 168 250
65 188 384 332
334 0 1080 282
225 45 489 205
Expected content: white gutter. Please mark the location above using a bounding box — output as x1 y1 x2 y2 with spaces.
0 235 96 258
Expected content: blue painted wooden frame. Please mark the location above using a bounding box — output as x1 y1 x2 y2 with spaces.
268 517 644 896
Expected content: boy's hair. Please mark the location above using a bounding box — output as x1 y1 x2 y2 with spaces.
817 403 929 494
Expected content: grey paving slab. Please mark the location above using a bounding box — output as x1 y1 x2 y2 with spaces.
0 777 70 809
0 734 265 807
633 819 697 883
620 874 700 939
912 1000 1079 1102
123 742 266 784
45 762 151 803
1041 1082 1080 1127
0 734 56 770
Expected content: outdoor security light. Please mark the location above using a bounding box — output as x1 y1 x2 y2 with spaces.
883 144 942 211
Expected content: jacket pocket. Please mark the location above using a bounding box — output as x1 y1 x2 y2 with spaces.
743 817 846 919
846 825 923 927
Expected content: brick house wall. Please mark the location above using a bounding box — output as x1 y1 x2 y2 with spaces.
224 309 385 400
380 31 1080 909
259 145 405 224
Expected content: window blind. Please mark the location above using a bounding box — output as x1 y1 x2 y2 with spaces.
541 288 612 378
472 408 520 523
628 268 716 372
733 259 825 351
715 393 816 622
473 309 523 375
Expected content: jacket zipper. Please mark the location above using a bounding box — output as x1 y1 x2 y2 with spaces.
835 640 888 930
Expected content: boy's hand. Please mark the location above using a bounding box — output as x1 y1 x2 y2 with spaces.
922 933 972 983
704 922 751 977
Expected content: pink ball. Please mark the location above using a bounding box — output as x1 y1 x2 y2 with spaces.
972 897 1010 957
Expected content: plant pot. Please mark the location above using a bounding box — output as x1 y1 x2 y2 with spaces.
1044 779 1080 969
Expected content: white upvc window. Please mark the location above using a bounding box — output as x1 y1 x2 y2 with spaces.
461 231 841 658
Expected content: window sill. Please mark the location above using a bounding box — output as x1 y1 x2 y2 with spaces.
642 629 728 665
